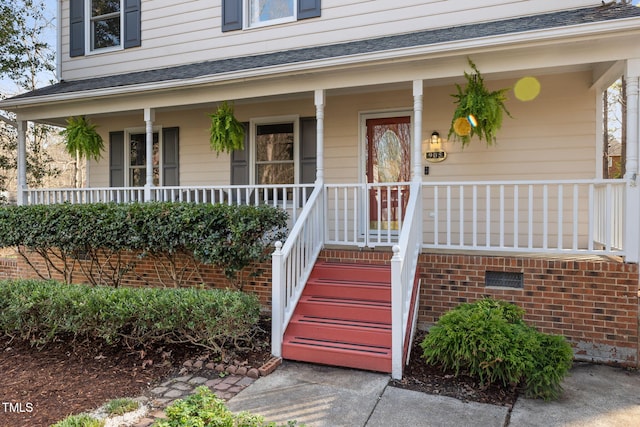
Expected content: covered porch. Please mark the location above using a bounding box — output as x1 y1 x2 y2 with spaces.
4 13 640 376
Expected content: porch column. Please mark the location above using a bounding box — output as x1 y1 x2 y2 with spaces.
17 119 27 206
315 89 325 184
144 108 155 201
412 80 423 182
624 59 640 263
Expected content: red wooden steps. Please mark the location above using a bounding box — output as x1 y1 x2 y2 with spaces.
281 261 393 373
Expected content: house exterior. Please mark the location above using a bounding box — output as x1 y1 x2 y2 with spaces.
2 0 640 378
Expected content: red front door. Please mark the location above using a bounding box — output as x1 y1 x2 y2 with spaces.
366 116 411 230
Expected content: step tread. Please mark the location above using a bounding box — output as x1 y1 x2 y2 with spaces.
308 277 391 286
290 314 391 330
300 295 391 308
315 261 390 270
284 336 391 356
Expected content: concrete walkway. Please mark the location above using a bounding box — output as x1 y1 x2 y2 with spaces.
227 362 640 427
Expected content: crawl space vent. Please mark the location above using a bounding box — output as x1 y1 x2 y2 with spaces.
485 271 523 289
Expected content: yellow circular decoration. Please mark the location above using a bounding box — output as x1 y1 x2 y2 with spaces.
453 117 471 136
514 77 541 102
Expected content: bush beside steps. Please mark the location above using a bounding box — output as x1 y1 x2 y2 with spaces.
420 298 573 400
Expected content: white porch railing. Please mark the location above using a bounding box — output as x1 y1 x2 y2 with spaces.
324 183 411 247
151 184 315 224
271 184 325 357
421 179 626 257
390 181 423 379
26 187 146 204
25 184 315 225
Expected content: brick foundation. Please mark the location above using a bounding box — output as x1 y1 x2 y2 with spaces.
10 250 273 307
318 249 640 367
5 247 639 366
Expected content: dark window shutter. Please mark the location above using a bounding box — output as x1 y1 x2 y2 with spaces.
298 0 321 20
222 0 243 32
69 0 85 57
300 117 317 183
123 0 141 49
230 123 250 185
109 131 125 187
162 127 179 186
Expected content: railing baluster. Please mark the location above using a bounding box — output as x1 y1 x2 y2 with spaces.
557 185 563 250
499 185 505 248
513 185 519 249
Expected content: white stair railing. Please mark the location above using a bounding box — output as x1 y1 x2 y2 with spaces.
390 181 423 379
271 184 325 357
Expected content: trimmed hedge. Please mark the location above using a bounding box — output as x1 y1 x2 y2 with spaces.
0 279 260 352
0 202 288 288
420 298 573 400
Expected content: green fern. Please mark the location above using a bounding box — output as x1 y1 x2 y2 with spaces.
59 116 105 161
448 59 512 147
208 101 245 155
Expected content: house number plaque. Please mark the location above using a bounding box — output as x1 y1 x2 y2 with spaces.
426 151 447 163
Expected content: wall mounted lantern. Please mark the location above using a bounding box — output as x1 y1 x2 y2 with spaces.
425 131 447 163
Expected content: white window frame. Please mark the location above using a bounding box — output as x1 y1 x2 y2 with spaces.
245 0 297 29
249 115 300 186
124 127 163 187
85 0 124 54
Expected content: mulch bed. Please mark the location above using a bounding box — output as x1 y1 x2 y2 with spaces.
1 328 518 427
390 331 519 407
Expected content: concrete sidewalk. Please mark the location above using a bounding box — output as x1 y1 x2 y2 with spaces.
226 361 640 427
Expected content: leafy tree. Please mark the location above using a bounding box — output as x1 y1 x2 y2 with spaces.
0 0 63 200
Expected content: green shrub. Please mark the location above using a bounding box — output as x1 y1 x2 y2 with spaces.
154 386 301 427
0 279 260 352
0 202 288 288
51 413 104 427
420 298 573 400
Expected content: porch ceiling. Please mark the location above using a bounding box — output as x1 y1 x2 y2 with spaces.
3 3 640 124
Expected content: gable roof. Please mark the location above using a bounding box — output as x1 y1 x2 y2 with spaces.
7 3 640 102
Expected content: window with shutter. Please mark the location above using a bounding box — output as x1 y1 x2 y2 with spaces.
70 0 140 56
109 127 179 187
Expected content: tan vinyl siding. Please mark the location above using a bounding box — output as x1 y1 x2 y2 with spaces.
61 0 597 81
89 70 596 187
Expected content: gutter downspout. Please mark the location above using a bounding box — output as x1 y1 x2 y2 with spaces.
56 0 62 83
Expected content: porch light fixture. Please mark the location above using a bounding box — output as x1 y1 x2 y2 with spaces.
425 131 447 163
430 131 442 147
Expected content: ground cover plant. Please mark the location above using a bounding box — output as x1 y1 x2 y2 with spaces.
154 386 301 427
420 298 573 400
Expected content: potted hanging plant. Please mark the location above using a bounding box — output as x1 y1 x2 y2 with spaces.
59 116 105 160
448 58 512 147
59 116 105 187
208 101 245 155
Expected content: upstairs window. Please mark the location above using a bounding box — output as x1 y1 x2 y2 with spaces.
222 0 320 32
70 0 141 57
249 0 294 28
91 0 122 50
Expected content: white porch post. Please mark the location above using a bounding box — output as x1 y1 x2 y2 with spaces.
17 119 28 206
315 89 325 184
144 108 155 201
624 59 640 263
412 80 423 182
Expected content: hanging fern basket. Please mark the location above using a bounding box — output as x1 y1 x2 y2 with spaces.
59 116 105 161
208 101 245 155
448 59 512 147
